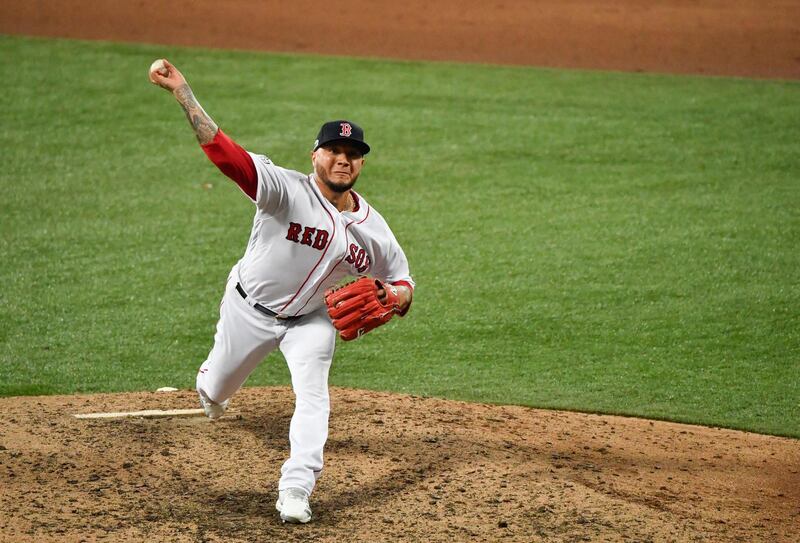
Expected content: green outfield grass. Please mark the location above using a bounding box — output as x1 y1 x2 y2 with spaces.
1 35 798 437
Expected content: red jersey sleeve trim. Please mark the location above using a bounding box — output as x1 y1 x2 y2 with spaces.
392 280 414 292
201 129 258 200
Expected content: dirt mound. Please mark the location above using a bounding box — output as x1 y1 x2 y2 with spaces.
0 387 797 542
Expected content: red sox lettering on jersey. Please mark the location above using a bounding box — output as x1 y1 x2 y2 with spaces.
229 151 409 318
286 222 371 273
286 222 329 250
345 242 371 274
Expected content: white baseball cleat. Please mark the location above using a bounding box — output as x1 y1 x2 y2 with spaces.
275 488 312 524
197 389 229 420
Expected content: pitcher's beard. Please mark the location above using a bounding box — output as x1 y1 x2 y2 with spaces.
321 173 359 194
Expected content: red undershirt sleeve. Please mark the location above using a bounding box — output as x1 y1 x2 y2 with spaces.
200 129 258 200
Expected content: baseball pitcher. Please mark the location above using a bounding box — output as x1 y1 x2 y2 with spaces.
149 59 414 524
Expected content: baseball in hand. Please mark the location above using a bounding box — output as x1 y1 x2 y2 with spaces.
149 58 169 78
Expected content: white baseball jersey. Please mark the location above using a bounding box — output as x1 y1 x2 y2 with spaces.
235 153 414 317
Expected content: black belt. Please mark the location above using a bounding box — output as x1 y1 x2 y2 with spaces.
235 283 301 321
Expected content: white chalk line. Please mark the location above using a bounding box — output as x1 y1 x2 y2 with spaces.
73 408 206 420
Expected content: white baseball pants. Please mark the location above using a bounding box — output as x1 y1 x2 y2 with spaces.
195 270 336 496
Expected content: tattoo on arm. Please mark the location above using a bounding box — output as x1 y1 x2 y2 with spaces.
174 84 218 145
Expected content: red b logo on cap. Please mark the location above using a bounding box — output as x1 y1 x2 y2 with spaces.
340 122 352 137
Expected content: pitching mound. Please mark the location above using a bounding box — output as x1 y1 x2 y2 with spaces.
0 387 797 542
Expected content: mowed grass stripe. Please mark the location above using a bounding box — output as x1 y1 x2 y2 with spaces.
1 36 798 437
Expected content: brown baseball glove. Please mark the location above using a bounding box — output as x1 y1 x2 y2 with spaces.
324 277 402 341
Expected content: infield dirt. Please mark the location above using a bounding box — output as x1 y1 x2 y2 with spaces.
1 387 799 542
2 0 799 79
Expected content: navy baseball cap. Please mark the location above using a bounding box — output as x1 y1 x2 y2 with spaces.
313 120 370 155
